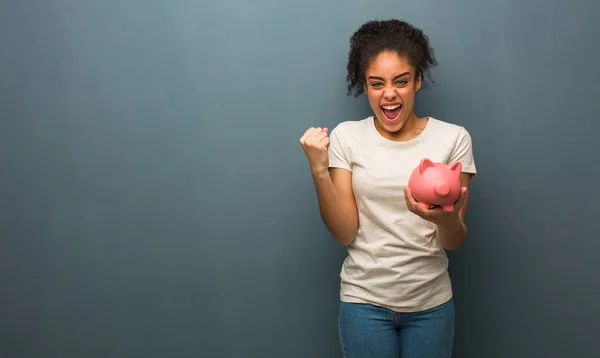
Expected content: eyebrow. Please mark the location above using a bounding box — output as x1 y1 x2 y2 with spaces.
367 72 411 81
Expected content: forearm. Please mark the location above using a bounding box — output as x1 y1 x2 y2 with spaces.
311 170 358 245
435 214 468 250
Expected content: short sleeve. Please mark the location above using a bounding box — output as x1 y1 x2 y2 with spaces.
449 127 477 175
328 126 352 172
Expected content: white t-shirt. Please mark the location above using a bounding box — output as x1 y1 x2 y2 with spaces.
327 116 477 312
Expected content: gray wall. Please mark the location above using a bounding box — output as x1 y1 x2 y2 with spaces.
1 1 598 357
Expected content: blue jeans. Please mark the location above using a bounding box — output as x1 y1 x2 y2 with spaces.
338 298 455 358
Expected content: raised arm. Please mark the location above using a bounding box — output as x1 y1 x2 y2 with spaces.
300 127 358 246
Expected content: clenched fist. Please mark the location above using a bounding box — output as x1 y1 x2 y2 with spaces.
299 127 330 176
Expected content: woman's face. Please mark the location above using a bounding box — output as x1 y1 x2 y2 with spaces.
364 51 422 135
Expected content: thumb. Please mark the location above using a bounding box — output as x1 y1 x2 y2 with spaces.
454 187 468 209
321 137 330 150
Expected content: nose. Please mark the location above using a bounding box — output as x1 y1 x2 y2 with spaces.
383 88 397 101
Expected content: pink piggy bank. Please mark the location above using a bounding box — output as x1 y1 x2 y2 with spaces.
407 158 462 212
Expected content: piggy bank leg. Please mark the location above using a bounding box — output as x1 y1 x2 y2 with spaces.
441 204 455 212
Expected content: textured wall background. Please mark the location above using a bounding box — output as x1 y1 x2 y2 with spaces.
1 1 598 357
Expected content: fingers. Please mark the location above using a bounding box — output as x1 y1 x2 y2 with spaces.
404 188 416 211
454 187 468 210
406 187 467 226
315 130 328 142
405 187 444 220
299 127 329 150
404 188 426 215
299 127 321 144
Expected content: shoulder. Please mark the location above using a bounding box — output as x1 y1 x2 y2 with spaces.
331 116 371 135
327 117 372 165
426 117 477 173
330 116 372 144
426 117 471 138
328 118 371 168
425 117 474 148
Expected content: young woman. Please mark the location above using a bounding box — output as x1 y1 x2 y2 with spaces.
299 19 477 357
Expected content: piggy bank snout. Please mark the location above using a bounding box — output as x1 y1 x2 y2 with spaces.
434 182 450 196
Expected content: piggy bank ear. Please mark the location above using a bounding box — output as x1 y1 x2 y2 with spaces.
449 161 462 172
419 158 435 173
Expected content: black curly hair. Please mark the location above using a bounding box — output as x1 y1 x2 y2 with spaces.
346 19 437 97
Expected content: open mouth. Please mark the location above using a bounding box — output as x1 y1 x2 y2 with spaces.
381 104 402 121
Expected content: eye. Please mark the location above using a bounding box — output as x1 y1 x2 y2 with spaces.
371 82 383 88
395 80 408 86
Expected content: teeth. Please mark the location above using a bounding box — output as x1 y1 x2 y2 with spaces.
382 105 401 110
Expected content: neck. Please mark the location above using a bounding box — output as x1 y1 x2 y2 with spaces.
375 112 422 141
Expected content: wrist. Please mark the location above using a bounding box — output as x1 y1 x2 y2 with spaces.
435 213 467 250
311 168 330 180
436 213 463 232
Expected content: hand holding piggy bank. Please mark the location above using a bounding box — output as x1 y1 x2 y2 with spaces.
407 158 462 212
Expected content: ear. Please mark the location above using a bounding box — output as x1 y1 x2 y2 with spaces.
449 161 462 172
419 158 435 173
415 73 422 91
